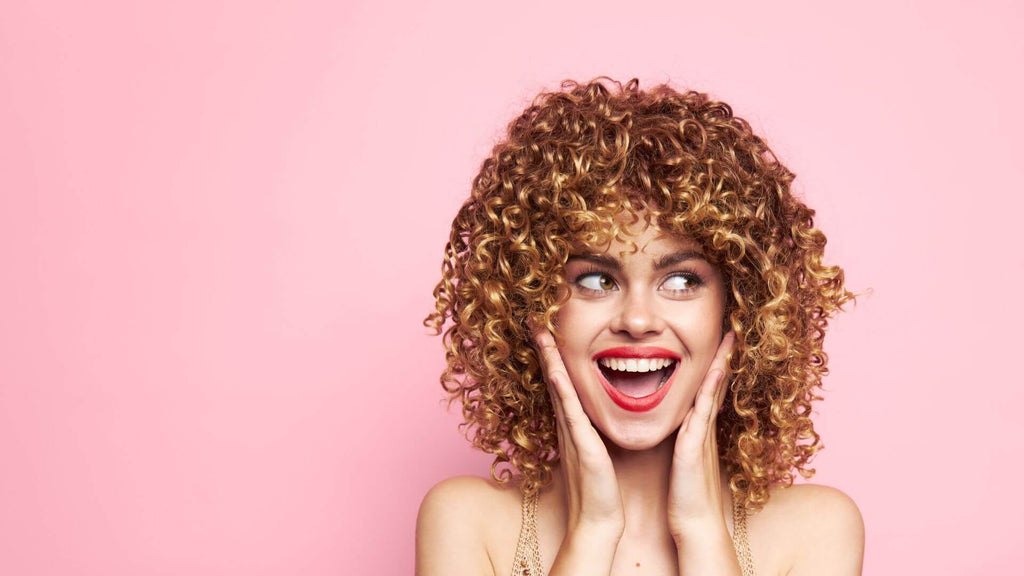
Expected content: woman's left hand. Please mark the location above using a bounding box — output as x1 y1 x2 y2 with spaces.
666 330 736 543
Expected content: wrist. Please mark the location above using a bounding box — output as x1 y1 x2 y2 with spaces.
670 516 729 547
549 524 623 576
673 521 743 576
570 521 624 546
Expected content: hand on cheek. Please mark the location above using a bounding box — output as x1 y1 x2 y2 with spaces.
666 330 736 542
530 322 626 540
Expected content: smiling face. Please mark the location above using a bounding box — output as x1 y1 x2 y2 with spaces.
554 217 728 450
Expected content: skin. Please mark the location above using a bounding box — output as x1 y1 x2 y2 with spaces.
535 219 741 574
416 217 866 576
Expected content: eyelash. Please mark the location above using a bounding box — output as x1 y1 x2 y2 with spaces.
571 266 705 296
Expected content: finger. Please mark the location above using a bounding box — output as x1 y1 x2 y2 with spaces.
532 327 605 459
682 369 722 450
532 327 569 385
715 368 729 413
713 331 736 374
547 373 572 453
711 331 736 416
532 328 568 406
541 357 572 448
530 322 573 456
680 403 694 431
554 372 600 456
533 327 586 463
698 331 734 426
532 329 579 419
705 369 725 429
705 373 727 454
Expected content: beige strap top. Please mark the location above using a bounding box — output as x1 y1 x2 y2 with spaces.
510 489 756 576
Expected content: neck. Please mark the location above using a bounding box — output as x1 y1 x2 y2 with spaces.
602 428 677 541
550 429 730 544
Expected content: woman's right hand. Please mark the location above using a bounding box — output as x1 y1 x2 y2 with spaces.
533 325 625 540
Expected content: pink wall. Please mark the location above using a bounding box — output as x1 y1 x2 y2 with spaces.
2 1 1021 574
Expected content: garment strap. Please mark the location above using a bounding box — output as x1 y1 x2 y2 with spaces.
512 487 756 576
510 488 542 576
732 495 756 576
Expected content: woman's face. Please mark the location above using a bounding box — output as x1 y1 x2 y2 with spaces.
554 218 728 450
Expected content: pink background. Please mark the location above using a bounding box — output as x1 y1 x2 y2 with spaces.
1 1 1021 574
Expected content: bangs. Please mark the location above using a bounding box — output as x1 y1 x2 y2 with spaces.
560 188 708 262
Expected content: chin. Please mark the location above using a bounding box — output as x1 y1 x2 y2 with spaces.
596 419 678 452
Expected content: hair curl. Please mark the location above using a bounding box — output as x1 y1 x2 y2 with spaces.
424 77 856 510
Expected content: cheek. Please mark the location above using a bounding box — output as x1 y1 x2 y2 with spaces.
553 301 605 369
671 307 725 350
554 300 602 338
552 305 593 399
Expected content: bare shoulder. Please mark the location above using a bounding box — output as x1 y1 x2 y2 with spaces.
415 475 521 576
752 483 865 576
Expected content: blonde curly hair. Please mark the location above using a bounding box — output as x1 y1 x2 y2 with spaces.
425 77 855 510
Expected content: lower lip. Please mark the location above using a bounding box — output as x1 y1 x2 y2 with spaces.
595 362 676 412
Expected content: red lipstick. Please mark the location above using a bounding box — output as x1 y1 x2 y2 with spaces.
594 346 680 360
593 346 680 412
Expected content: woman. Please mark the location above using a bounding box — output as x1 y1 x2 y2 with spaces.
417 78 864 576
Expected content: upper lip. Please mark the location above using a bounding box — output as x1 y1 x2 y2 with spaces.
593 346 681 360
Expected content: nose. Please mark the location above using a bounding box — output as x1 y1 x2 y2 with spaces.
609 289 666 338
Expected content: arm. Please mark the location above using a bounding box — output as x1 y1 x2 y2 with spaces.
532 326 626 576
674 520 743 575
668 333 743 575
415 475 624 576
547 524 623 576
787 485 865 576
415 476 494 576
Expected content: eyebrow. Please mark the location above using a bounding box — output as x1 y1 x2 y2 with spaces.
568 250 708 271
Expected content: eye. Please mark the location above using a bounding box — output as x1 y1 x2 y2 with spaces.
661 272 703 292
576 272 617 293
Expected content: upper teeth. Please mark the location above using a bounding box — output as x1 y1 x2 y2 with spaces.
598 357 675 372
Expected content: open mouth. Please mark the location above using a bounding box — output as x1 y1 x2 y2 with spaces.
596 357 677 399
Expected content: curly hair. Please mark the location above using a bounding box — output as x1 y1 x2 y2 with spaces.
424 77 856 510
